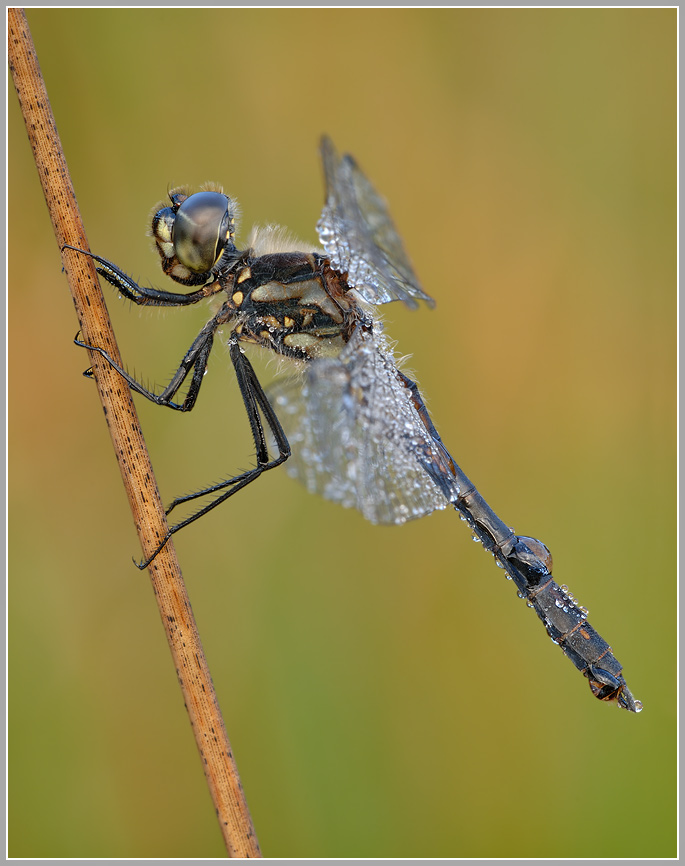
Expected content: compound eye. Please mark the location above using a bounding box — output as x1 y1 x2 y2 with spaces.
172 191 232 273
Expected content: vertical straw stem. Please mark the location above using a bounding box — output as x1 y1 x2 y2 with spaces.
8 8 261 857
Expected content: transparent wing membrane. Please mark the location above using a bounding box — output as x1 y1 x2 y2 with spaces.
317 136 435 309
269 324 453 524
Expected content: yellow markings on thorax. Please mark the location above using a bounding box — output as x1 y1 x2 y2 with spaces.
232 291 244 307
251 278 344 324
283 333 318 349
283 332 345 358
237 267 252 284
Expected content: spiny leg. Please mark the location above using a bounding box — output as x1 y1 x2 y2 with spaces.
137 334 291 568
74 305 231 411
68 244 284 566
63 245 219 306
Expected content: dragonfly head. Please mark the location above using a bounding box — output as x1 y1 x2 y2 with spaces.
151 187 240 284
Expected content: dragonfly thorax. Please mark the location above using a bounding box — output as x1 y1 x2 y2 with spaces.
227 252 360 361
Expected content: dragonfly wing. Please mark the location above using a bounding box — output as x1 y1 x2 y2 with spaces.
268 327 451 524
317 136 435 310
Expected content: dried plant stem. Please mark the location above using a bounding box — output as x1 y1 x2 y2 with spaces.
8 8 261 857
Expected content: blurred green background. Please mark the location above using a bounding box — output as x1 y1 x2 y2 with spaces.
9 8 675 859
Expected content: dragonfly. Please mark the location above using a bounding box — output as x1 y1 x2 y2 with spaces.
67 136 641 712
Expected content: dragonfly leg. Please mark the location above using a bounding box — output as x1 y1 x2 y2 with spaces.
63 245 221 305
74 302 235 410
137 332 291 569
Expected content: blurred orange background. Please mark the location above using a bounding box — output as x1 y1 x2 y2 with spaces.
9 8 675 858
